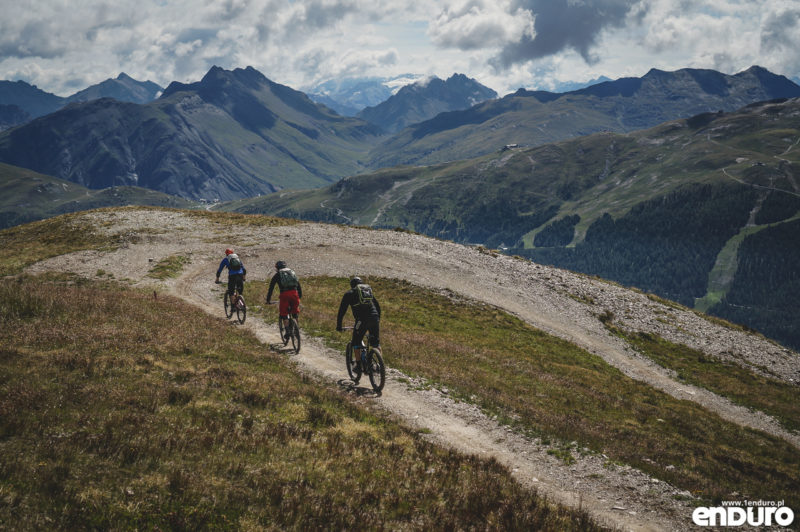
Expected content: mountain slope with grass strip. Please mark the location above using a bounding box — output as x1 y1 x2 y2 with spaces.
0 162 195 229
226 97 800 350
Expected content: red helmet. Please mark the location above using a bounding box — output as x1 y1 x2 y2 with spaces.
225 248 234 255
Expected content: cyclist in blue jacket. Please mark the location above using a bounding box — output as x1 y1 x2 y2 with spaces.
215 248 246 299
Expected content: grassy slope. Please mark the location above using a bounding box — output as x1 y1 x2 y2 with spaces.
4 209 799 525
0 163 195 229
226 99 800 249
0 210 601 530
290 276 800 507
0 276 598 530
367 95 618 168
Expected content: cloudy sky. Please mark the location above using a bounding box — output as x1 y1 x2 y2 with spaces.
1 0 799 97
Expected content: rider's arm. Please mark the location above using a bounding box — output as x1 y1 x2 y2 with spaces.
216 257 228 278
336 292 351 330
265 273 278 303
373 297 381 318
296 281 302 299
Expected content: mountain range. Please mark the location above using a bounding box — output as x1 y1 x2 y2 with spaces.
3 64 800 350
222 97 800 351
0 67 381 200
367 66 800 168
306 75 420 116
0 73 164 130
356 74 497 133
3 65 797 203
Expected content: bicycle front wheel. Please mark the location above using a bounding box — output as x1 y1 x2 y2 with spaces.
289 318 301 353
367 349 385 392
236 298 246 324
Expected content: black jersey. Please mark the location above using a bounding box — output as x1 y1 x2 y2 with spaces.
336 286 381 328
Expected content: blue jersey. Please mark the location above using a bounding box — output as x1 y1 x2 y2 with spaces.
217 256 246 276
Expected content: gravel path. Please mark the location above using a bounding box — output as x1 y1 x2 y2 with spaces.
28 209 800 531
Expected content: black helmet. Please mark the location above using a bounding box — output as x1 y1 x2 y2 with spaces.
275 260 286 269
350 277 362 288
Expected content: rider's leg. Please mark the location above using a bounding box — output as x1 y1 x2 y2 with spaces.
226 276 235 304
235 275 244 296
367 319 380 349
352 322 367 362
278 292 291 337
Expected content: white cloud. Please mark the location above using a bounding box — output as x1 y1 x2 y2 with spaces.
428 0 535 50
0 0 798 98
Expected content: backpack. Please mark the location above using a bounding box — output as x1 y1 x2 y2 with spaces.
228 253 242 269
354 284 374 306
278 268 299 289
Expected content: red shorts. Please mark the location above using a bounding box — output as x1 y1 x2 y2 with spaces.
279 290 300 318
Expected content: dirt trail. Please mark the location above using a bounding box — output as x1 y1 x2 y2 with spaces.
173 259 686 532
27 210 800 531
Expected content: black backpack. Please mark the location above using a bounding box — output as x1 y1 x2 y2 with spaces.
278 268 299 289
228 253 242 269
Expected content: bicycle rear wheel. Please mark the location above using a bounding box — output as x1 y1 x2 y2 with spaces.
278 316 289 345
345 342 361 382
289 317 301 353
367 348 385 392
236 297 246 324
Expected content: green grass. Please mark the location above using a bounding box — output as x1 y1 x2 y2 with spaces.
609 326 800 433
184 209 299 227
695 225 767 312
0 212 109 276
147 254 191 279
293 276 800 506
0 275 602 530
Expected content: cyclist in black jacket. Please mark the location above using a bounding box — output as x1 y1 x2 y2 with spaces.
337 277 381 364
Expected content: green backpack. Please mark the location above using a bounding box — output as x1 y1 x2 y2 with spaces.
278 268 299 289
228 253 242 269
355 284 374 306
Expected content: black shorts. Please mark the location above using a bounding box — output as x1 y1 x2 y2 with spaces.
352 317 380 348
227 274 244 295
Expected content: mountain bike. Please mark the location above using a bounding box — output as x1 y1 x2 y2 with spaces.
217 281 246 324
342 327 385 392
268 302 300 353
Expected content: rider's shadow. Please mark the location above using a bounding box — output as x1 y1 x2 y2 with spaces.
271 343 298 354
337 379 381 398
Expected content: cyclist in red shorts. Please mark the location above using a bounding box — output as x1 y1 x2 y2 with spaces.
265 260 302 341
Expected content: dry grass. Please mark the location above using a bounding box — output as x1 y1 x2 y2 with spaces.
0 213 107 276
295 276 800 507
0 275 603 530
